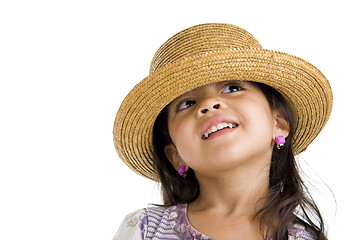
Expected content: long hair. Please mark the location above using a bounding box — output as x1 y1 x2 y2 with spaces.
152 82 327 240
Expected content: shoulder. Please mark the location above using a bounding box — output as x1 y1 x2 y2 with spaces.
113 208 148 240
288 222 318 240
113 205 179 240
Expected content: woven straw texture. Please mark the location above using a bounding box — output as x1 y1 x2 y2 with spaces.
113 23 333 181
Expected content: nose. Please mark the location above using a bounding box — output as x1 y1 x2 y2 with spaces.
197 97 223 115
200 103 220 114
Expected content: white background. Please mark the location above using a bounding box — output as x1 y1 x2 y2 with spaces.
1 0 358 239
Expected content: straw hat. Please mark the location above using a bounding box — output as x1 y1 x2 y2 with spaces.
113 23 333 181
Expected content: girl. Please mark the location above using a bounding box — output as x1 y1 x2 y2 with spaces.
113 23 332 240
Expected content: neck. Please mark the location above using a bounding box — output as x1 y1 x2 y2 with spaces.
189 158 271 218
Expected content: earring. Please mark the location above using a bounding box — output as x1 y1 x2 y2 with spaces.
178 165 187 178
275 136 286 149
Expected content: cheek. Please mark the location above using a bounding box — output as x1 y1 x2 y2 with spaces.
169 119 194 151
241 103 275 138
169 121 203 164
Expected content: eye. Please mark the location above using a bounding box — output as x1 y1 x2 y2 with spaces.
177 99 196 111
222 83 243 93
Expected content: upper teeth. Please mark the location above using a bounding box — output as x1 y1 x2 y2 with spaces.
203 122 236 139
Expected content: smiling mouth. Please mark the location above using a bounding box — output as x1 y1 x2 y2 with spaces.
202 122 239 140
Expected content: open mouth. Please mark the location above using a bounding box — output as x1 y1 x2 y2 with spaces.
202 122 239 140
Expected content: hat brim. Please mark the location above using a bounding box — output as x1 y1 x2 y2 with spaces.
113 48 333 181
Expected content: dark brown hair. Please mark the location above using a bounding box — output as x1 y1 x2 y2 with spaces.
152 82 327 240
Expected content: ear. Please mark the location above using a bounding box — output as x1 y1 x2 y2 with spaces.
272 109 290 139
164 143 187 171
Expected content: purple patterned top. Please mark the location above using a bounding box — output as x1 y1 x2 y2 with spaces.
114 203 317 240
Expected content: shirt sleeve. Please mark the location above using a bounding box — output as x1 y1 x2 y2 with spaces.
113 208 148 240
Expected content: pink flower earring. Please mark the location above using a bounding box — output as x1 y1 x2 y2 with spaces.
178 165 187 178
275 136 286 149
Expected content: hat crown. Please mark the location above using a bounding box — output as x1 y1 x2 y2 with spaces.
149 23 263 73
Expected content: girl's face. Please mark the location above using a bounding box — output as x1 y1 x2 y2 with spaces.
165 81 289 177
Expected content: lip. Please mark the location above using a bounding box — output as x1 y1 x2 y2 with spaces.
200 115 239 140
